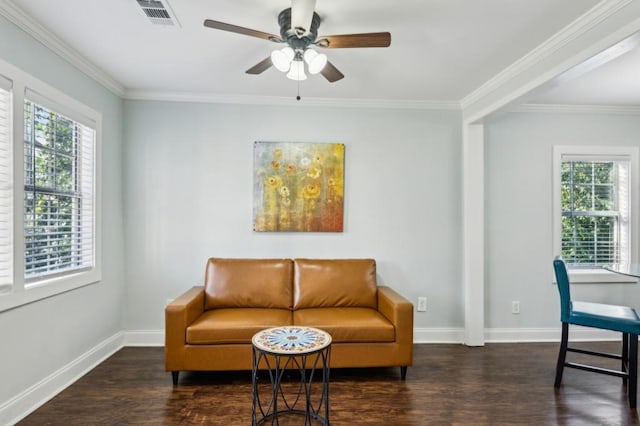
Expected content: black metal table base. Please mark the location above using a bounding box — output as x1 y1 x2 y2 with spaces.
251 345 331 425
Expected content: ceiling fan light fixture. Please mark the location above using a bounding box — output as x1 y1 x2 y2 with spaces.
204 1 389 84
286 60 307 81
271 47 295 72
303 49 327 74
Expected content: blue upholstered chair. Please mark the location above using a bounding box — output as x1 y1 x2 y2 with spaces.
553 258 640 408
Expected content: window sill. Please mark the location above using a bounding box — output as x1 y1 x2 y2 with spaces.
0 268 100 312
568 268 638 284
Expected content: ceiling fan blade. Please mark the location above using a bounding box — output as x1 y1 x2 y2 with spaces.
291 0 316 35
317 32 391 48
320 61 344 83
204 19 283 43
246 57 273 75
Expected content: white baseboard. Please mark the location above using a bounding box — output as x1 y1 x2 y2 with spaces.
416 326 617 344
123 330 164 347
1 326 622 425
0 332 124 426
484 326 618 343
123 326 620 346
125 328 469 346
413 327 465 343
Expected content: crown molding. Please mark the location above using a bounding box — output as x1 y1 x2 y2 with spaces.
513 103 640 115
460 0 634 111
124 89 461 110
0 1 459 110
4 0 631 113
0 0 126 97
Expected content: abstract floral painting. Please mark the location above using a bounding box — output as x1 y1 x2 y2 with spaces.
253 142 344 232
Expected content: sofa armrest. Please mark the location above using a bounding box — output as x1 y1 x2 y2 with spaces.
377 286 414 345
165 286 205 350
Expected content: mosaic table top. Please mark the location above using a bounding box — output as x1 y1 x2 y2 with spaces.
252 326 332 355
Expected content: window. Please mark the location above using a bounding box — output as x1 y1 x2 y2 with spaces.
561 159 629 266
0 57 101 312
553 146 639 283
23 98 95 283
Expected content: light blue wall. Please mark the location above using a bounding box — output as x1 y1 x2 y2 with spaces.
5 2 640 420
122 101 463 330
0 14 125 416
485 111 640 328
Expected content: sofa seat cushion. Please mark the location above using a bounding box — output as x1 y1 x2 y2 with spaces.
293 307 395 343
187 308 292 344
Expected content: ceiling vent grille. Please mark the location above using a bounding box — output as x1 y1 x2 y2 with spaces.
136 0 180 27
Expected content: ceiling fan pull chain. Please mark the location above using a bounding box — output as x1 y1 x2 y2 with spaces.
296 78 301 101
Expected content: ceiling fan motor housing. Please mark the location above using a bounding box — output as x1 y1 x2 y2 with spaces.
278 8 321 51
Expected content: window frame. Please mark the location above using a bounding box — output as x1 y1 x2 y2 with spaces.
0 57 101 312
0 74 13 296
553 145 638 283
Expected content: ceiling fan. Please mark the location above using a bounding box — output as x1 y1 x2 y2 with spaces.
203 0 391 83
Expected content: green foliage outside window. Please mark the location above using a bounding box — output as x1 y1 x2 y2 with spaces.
24 101 80 276
561 160 619 267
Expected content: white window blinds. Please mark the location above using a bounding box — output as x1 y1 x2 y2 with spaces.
23 96 95 281
0 76 12 293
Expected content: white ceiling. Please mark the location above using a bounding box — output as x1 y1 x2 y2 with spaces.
4 0 638 106
529 41 640 106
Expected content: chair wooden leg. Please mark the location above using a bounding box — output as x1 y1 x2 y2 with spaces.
623 333 629 387
555 322 569 387
629 335 638 409
171 371 179 386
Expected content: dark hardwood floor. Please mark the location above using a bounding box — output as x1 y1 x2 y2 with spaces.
17 342 640 425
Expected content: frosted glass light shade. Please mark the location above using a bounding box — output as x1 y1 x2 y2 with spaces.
303 49 327 74
286 60 307 80
271 47 294 72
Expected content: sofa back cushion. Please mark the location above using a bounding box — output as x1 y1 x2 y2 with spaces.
204 258 293 310
293 259 377 309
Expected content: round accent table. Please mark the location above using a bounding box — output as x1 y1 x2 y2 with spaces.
251 326 332 425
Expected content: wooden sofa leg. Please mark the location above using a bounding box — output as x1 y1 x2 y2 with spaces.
400 366 407 380
171 371 179 386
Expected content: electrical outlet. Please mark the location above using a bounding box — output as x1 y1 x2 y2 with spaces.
512 301 520 314
417 297 427 312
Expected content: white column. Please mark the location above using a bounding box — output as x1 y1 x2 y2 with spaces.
463 122 485 346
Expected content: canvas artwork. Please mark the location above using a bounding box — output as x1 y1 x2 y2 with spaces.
253 142 344 232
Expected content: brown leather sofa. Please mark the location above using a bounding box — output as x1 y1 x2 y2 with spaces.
165 258 414 385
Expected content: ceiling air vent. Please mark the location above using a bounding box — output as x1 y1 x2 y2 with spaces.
136 0 180 27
